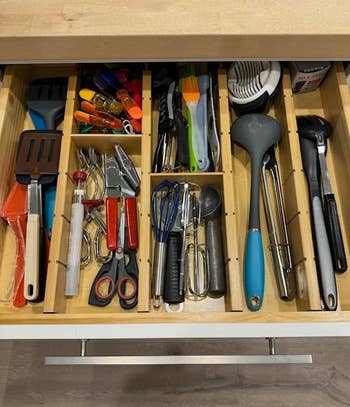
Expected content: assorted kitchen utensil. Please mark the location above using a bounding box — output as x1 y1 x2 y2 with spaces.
64 143 140 309
2 63 349 317
297 115 347 273
151 180 180 308
228 61 282 115
262 148 294 300
76 65 143 134
75 149 111 270
164 231 184 312
230 114 281 311
151 179 226 310
200 186 226 298
0 182 27 307
298 135 337 311
297 115 344 311
208 74 220 170
152 81 176 173
185 192 210 300
180 67 209 172
89 204 139 309
0 76 67 306
88 145 140 309
152 64 220 174
27 77 68 130
15 130 62 301
65 169 88 296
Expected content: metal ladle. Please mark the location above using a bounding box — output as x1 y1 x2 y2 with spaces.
200 186 226 297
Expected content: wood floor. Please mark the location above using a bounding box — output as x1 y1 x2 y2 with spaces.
1 338 350 406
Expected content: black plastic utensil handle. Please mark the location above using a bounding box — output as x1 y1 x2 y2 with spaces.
174 110 189 170
152 132 166 173
206 217 226 297
324 194 348 273
164 232 184 304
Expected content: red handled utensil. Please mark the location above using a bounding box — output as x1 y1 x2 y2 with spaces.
0 182 28 307
125 197 138 250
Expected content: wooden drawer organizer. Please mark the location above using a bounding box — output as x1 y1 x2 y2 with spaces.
1 63 350 324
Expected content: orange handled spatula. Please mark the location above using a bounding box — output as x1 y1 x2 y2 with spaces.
0 182 28 307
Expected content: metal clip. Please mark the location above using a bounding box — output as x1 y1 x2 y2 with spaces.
114 145 140 192
262 148 295 300
105 154 135 198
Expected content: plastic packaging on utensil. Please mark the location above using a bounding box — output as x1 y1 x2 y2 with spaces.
65 171 87 296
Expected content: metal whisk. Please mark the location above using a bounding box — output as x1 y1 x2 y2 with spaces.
185 193 209 300
151 180 180 308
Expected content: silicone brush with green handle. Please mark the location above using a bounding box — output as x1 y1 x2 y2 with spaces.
180 66 201 172
186 108 199 172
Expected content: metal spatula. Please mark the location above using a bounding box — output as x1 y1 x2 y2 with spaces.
15 130 62 300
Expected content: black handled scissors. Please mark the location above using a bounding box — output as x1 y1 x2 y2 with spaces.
89 208 138 308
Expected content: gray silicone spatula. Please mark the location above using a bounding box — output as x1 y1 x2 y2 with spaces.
27 77 68 130
299 135 338 311
230 114 281 311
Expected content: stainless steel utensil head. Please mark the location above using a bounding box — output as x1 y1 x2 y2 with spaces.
200 186 222 220
105 154 135 198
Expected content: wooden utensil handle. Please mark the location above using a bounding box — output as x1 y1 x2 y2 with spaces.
24 213 40 301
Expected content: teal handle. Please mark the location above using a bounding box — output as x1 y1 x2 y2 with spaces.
244 230 265 311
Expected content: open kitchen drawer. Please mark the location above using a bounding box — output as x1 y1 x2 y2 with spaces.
1 62 350 332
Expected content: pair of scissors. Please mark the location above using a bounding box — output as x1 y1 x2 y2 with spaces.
88 206 138 309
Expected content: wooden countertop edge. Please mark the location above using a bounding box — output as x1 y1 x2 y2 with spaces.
1 34 350 62
1 1 350 60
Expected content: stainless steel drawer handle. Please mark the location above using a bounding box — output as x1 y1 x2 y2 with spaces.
45 338 313 366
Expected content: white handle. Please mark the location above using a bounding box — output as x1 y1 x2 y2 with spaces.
65 203 85 296
188 103 209 171
24 213 40 300
197 93 210 172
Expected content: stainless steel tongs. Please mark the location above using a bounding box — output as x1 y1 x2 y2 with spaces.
262 148 295 300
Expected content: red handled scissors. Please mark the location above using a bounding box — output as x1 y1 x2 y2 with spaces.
88 206 138 308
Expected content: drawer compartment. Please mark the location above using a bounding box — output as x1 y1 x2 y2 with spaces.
228 69 321 312
291 63 350 310
44 65 239 315
0 65 76 314
44 68 151 314
227 62 350 313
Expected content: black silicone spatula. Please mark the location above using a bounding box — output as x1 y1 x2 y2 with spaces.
15 130 62 301
230 114 281 311
27 77 68 130
297 115 347 273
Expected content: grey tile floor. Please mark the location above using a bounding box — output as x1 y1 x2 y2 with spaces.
0 338 350 406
